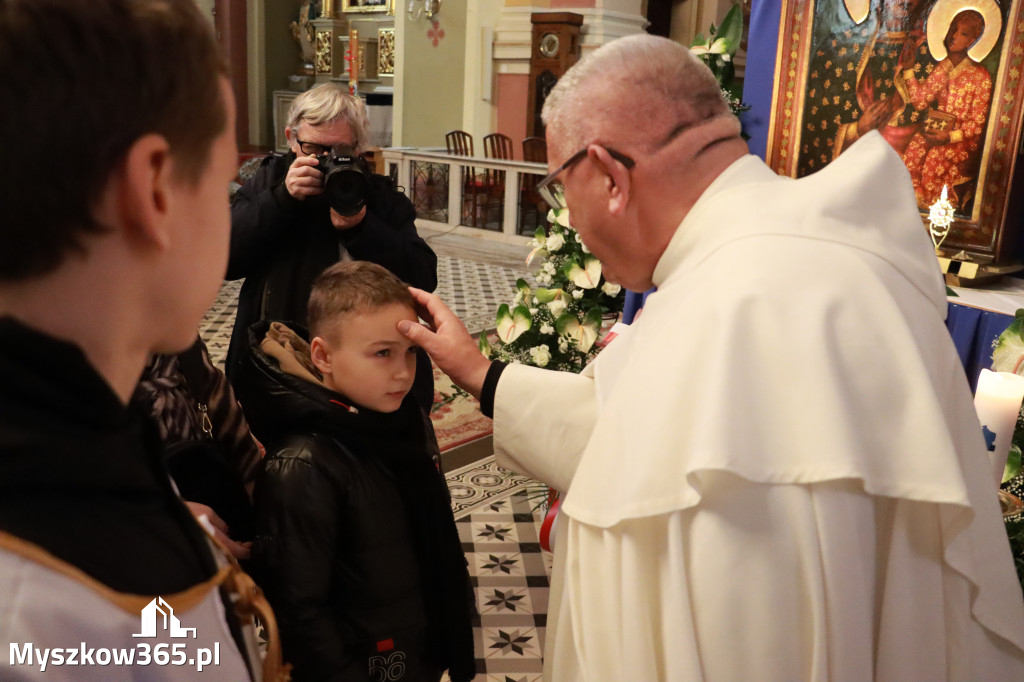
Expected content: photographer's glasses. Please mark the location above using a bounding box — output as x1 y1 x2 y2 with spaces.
536 146 636 211
296 137 356 158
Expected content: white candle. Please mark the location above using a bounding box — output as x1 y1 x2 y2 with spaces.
974 369 1024 486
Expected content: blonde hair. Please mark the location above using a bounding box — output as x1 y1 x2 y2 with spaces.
286 83 371 154
542 34 730 157
307 261 415 339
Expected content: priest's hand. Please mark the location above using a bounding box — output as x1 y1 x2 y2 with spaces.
398 287 491 400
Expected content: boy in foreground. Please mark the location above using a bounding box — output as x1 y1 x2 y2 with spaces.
244 262 476 681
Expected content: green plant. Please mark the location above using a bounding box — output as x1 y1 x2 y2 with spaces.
689 3 750 118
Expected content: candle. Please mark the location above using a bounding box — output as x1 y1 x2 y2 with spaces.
348 28 359 96
974 369 1024 486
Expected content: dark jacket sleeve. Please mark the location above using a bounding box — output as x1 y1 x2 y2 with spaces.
253 449 367 681
227 155 308 281
339 177 438 293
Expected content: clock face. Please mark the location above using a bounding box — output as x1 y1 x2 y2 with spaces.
539 32 560 59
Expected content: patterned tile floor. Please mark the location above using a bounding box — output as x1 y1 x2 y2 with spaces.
446 457 551 682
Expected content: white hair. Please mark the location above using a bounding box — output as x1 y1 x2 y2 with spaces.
286 83 371 154
542 34 730 157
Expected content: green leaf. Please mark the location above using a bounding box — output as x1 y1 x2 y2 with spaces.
496 304 532 344
992 310 1024 375
516 278 532 297
555 308 602 353
563 255 602 289
478 334 491 358
1005 445 1022 484
690 32 707 48
716 4 743 55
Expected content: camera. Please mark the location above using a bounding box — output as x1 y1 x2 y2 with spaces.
316 145 371 216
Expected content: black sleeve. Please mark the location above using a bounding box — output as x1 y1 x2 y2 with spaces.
479 361 507 419
338 178 438 293
252 452 367 681
227 155 310 281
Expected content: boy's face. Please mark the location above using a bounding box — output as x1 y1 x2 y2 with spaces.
310 303 419 413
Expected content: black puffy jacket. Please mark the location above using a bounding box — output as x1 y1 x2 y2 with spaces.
240 321 476 682
225 152 438 410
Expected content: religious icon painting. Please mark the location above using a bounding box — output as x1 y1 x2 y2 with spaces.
767 0 1024 263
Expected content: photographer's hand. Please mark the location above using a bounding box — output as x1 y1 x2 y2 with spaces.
285 154 325 200
330 206 367 230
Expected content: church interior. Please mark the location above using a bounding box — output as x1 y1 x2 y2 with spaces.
10 0 1024 677
192 0 1024 676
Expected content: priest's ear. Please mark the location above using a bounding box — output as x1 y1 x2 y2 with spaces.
587 145 632 216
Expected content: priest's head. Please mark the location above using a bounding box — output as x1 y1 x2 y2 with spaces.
539 34 747 292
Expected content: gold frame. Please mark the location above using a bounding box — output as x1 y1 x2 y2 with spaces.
766 0 1024 263
341 0 391 14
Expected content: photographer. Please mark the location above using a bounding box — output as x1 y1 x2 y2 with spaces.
226 84 437 410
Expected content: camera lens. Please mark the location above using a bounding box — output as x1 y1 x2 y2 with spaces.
319 146 371 216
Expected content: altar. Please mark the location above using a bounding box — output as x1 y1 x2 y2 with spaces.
948 278 1024 390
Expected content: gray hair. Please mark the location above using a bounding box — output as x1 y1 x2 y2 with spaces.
542 34 730 157
286 83 371 153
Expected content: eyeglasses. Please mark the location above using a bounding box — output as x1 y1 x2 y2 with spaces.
296 137 356 158
536 146 636 211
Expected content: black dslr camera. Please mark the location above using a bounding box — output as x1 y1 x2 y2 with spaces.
315 145 371 217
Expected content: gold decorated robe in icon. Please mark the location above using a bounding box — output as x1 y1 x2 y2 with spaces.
901 57 993 210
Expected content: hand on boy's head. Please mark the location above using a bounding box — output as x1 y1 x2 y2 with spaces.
397 288 491 399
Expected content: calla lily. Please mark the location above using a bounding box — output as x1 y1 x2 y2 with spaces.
496 303 532 344
534 287 564 304
526 226 548 266
516 278 532 299
563 255 602 289
555 308 602 353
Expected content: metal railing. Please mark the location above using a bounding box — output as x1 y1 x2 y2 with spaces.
382 147 548 241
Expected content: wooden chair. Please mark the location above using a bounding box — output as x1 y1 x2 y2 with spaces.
445 130 485 226
520 137 549 235
445 129 474 156
522 136 548 164
481 133 514 228
483 133 514 161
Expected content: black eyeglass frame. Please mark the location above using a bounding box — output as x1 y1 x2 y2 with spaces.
295 137 356 158
536 145 636 210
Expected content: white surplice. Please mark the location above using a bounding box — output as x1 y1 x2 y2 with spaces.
493 132 1024 681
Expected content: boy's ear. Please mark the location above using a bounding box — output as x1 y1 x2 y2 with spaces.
310 336 333 375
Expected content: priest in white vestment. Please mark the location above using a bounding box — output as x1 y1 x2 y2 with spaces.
400 35 1024 680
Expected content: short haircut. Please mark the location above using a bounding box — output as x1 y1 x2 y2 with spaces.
542 34 730 157
285 83 371 154
0 0 228 282
308 261 416 340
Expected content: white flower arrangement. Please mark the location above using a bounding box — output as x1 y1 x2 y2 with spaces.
481 198 626 373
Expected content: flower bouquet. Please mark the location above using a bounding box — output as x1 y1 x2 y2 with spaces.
480 202 624 372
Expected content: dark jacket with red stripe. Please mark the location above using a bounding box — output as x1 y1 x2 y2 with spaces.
239 321 476 682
